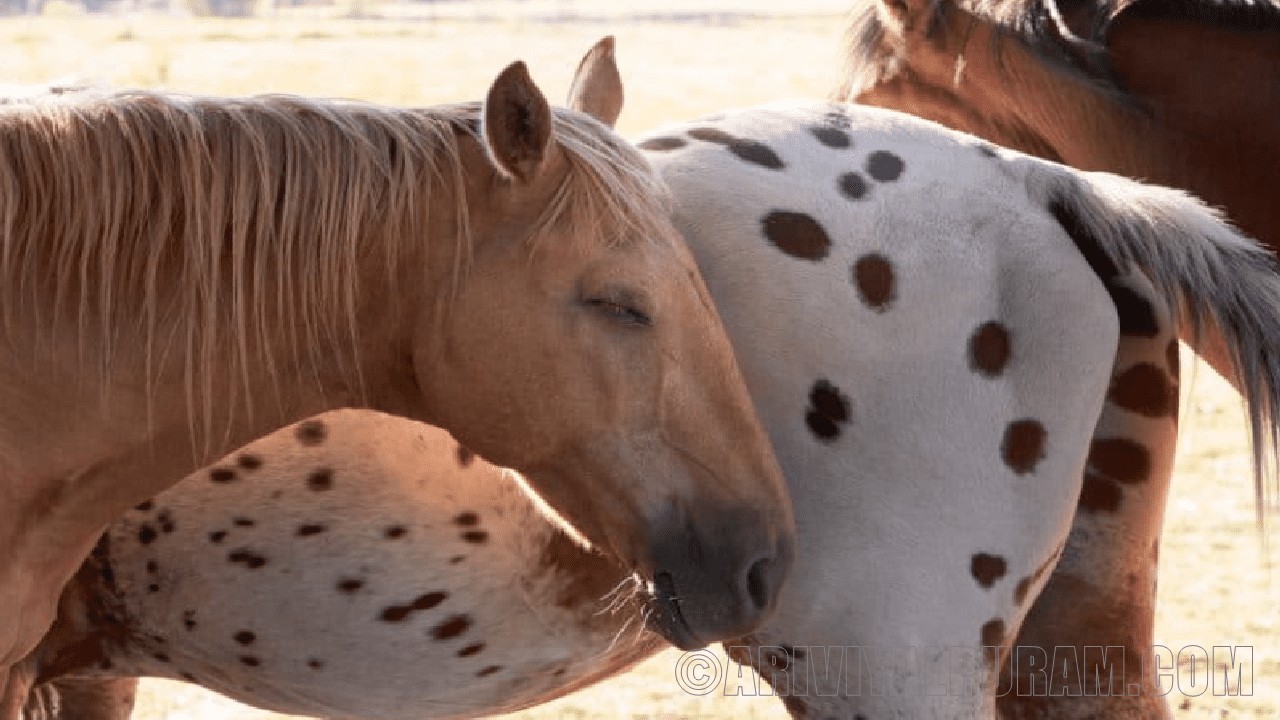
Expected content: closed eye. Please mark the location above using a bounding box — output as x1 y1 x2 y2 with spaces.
585 298 652 327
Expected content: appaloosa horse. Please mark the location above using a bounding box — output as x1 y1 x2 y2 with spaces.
26 412 653 720
21 101 1280 719
0 39 796 717
841 1 1279 715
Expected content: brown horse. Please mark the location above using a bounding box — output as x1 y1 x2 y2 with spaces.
0 38 796 715
842 2 1278 716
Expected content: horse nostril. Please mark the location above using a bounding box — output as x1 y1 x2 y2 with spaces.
653 570 676 601
646 516 793 645
746 557 774 611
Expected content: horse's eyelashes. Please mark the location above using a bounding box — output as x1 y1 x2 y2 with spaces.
585 298 652 327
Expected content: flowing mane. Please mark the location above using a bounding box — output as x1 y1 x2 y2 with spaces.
841 0 1280 102
0 89 670 443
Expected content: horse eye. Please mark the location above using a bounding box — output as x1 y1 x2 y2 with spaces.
586 298 651 327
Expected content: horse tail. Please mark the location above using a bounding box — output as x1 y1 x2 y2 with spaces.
1028 164 1280 516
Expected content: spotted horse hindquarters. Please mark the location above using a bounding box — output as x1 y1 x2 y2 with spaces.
639 100 1120 719
24 410 663 720
999 289 1179 720
636 101 1280 719
991 149 1280 720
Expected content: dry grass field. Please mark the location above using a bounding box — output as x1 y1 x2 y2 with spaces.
2 3 1278 717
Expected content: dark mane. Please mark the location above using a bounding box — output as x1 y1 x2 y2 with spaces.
1117 0 1280 31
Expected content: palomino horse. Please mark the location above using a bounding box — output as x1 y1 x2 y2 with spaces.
20 101 1280 719
0 39 796 715
841 1 1279 715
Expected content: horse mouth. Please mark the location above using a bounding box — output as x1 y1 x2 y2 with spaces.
648 571 704 650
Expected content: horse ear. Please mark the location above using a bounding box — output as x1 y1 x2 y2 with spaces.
567 36 623 128
482 60 553 184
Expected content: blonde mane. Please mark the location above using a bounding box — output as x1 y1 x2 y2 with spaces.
0 89 671 448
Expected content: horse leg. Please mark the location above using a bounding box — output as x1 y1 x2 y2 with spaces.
0 468 146 704
2 536 135 720
0 532 117 720
0 661 37 720
21 678 138 720
998 271 1178 720
0 537 66 694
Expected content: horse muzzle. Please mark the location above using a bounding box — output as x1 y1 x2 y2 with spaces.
644 509 794 650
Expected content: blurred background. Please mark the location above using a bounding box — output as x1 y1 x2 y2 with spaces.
0 0 848 136
2 2 1277 717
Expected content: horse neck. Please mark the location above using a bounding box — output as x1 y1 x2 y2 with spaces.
0 158 468 476
28 246 432 468
171 199 463 462
1083 15 1280 252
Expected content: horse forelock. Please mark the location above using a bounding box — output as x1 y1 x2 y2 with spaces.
525 107 673 260
0 90 472 450
839 0 909 100
841 0 1123 98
